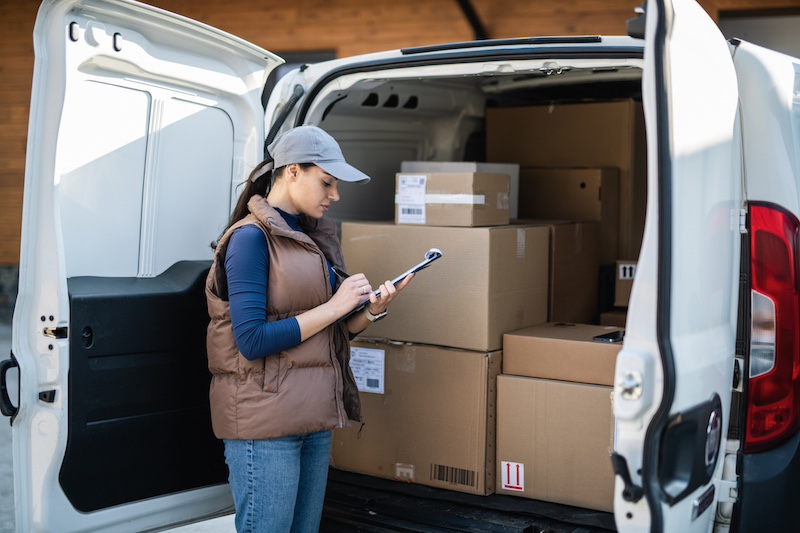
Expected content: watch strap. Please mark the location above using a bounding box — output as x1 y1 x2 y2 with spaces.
363 306 388 322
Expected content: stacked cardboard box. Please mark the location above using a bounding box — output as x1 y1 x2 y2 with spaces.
515 219 600 324
496 323 622 511
400 161 520 219
597 259 637 327
333 164 534 495
517 168 619 265
395 171 511 227
615 259 637 307
334 100 644 505
486 99 647 263
340 221 549 352
331 340 501 496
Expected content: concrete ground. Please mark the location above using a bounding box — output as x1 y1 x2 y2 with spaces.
0 322 13 533
0 322 234 532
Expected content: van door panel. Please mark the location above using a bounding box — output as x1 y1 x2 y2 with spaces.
614 0 741 531
14 0 280 530
61 261 225 512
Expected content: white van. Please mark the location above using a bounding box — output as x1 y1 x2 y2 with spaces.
2 0 799 531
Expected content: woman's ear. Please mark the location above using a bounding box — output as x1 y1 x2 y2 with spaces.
285 163 300 181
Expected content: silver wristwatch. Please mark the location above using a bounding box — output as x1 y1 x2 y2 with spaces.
363 306 388 322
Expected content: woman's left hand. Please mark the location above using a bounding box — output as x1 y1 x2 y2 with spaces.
365 273 413 315
346 273 413 333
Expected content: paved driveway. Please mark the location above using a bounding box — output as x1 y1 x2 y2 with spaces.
0 322 15 532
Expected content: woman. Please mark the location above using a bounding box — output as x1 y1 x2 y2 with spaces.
205 125 410 532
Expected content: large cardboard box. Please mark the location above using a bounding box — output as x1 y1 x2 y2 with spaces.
331 340 501 496
517 168 620 264
515 220 600 324
400 161 520 219
487 100 646 261
341 222 549 351
395 172 510 227
496 374 615 511
502 322 623 386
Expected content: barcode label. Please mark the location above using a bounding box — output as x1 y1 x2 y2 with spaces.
349 347 385 394
397 174 427 224
430 464 477 488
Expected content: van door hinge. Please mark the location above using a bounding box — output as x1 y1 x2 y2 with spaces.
739 208 748 234
43 327 68 339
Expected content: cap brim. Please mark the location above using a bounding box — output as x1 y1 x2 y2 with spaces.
316 160 371 183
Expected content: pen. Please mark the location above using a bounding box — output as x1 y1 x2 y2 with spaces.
331 265 350 279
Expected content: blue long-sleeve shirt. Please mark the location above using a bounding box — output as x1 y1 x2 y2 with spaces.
225 209 336 361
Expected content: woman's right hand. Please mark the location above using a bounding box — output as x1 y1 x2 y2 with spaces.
330 273 372 318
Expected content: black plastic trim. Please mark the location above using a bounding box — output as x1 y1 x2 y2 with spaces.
0 354 19 422
400 35 601 55
658 394 723 504
643 0 673 531
59 261 227 512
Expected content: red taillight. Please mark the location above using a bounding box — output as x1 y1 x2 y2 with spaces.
745 204 800 453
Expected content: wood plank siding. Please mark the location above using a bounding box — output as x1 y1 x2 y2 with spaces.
0 0 798 265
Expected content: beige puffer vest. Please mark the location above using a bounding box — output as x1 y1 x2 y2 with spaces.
205 195 362 440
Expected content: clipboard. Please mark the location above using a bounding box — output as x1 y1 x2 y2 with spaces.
339 248 443 321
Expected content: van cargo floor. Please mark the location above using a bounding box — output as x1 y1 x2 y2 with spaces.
321 469 617 533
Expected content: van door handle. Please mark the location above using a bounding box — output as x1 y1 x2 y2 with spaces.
0 355 19 422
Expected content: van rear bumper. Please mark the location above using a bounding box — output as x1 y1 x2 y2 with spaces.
733 430 800 533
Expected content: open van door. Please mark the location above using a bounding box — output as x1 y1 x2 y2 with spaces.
6 1 281 531
613 0 741 532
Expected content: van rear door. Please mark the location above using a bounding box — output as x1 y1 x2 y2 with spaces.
8 1 281 531
614 0 741 531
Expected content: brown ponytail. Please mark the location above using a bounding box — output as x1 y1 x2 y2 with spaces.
210 161 314 249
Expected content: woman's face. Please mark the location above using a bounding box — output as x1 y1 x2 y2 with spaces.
290 164 340 218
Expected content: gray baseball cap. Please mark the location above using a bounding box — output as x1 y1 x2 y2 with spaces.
251 125 371 183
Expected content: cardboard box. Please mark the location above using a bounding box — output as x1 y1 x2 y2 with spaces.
400 161 520 219
487 100 646 261
331 340 501 496
514 220 600 324
615 260 637 307
600 308 628 327
341 222 549 351
496 374 615 511
502 322 623 386
395 172 510 227
517 168 620 264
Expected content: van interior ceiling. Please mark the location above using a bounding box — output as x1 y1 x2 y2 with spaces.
300 61 644 224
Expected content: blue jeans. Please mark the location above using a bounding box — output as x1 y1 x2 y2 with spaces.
223 431 332 533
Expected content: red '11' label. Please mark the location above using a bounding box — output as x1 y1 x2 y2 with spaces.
500 461 524 491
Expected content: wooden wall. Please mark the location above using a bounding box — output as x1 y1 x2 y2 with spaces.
1 0 799 265
0 1 41 265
